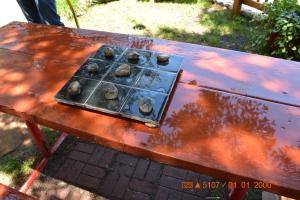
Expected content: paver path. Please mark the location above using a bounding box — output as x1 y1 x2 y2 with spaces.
37 136 231 200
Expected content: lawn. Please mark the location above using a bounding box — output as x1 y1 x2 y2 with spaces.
0 114 59 188
59 0 264 53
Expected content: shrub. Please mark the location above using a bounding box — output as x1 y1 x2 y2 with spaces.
269 11 300 59
255 0 300 60
264 0 300 19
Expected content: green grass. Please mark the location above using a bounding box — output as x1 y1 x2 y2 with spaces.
56 0 91 19
41 127 60 145
0 127 59 187
0 155 35 186
61 0 264 53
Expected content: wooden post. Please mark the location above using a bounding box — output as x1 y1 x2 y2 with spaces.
232 0 243 16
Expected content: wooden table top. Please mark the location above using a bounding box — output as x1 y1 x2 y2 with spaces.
0 22 299 198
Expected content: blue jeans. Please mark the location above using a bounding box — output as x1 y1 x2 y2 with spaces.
16 0 64 26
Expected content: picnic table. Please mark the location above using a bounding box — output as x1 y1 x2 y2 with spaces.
0 22 299 199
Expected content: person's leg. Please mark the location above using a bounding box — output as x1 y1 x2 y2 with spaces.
35 0 64 26
16 0 42 23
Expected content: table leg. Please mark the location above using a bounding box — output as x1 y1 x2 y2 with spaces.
25 121 51 158
19 122 67 193
19 158 49 193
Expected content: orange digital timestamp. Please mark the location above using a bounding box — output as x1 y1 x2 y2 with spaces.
181 181 223 189
181 181 194 189
201 181 222 189
228 181 272 189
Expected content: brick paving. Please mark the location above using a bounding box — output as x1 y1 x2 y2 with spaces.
41 136 230 200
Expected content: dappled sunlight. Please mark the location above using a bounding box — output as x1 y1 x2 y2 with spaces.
0 22 99 62
2 71 24 82
0 173 12 186
243 54 275 68
0 22 105 120
194 58 249 82
0 112 34 184
8 84 30 96
285 147 300 166
165 44 300 107
10 43 26 51
33 51 48 60
132 15 296 109
1 37 16 45
262 79 290 93
147 43 174 53
73 0 203 36
0 113 26 131
140 24 300 107
13 97 38 113
23 138 32 146
200 50 222 59
36 40 52 48
4 31 19 38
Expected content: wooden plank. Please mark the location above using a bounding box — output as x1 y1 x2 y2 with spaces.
243 0 263 10
232 0 263 16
